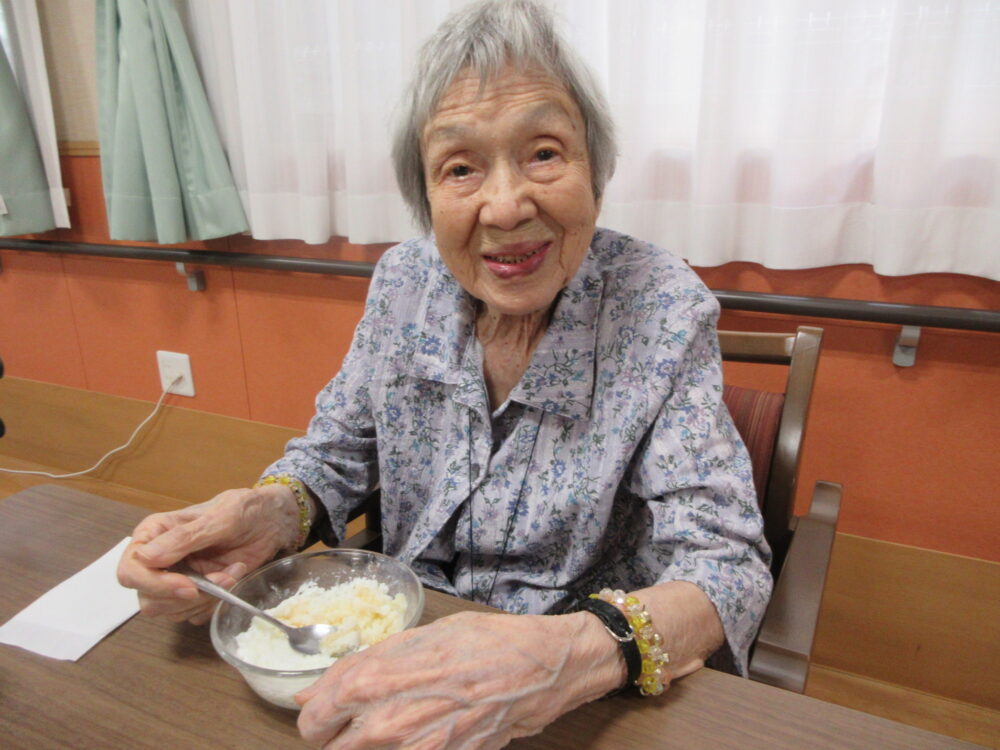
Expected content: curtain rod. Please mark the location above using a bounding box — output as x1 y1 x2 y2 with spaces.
3 238 997 333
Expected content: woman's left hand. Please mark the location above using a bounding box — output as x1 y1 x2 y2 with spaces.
295 610 623 749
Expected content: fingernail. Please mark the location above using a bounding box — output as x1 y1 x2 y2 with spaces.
173 587 199 600
223 562 247 579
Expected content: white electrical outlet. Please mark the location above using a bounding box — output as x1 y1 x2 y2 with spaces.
156 351 195 397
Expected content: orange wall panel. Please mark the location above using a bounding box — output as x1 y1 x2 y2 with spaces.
233 269 368 429
60 256 250 419
0 251 86 388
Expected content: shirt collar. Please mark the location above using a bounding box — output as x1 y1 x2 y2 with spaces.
402 252 478 385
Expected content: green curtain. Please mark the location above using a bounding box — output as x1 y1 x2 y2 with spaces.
96 0 248 244
0 43 55 237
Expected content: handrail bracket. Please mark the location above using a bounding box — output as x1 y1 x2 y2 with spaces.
893 325 921 367
176 263 205 292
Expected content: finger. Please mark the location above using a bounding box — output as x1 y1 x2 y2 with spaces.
149 561 248 615
188 609 215 626
134 520 216 569
294 654 356 705
119 539 200 598
321 716 373 750
134 495 243 569
130 516 170 545
128 506 205 545
295 634 383 702
324 698 467 750
172 560 255 622
124 550 249 621
216 560 248 582
125 562 201 600
295 676 328 705
139 591 209 619
297 685 354 746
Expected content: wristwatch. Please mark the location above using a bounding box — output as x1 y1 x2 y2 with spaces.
578 597 642 696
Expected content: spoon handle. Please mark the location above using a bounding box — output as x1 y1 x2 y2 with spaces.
185 571 291 633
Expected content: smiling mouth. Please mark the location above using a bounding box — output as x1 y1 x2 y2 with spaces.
483 243 548 265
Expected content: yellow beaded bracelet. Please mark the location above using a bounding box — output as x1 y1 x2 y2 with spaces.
595 588 671 696
255 475 312 551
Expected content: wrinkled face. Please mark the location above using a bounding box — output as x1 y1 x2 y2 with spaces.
422 66 598 317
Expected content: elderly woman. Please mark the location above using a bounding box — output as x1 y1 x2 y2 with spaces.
118 1 771 747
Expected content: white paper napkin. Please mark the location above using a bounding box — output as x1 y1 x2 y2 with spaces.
0 537 140 661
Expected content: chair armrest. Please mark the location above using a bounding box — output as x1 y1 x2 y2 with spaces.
341 490 383 550
749 481 842 692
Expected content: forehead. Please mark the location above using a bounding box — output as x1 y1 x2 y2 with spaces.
423 66 583 142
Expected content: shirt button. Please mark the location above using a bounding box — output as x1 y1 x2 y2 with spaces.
470 463 481 480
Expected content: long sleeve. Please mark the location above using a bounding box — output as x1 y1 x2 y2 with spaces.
629 295 772 675
262 256 391 544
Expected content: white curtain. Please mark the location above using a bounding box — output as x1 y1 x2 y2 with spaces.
183 0 1000 279
0 0 69 228
181 0 453 245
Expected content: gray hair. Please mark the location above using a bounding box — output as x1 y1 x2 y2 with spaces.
391 0 617 232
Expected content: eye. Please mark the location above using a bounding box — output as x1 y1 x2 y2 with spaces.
449 164 472 178
535 148 556 161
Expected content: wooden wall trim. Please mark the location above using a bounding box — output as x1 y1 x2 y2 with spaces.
812 532 1000 709
59 141 100 157
0 377 298 502
0 454 189 515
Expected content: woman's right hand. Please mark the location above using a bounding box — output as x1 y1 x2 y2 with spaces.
116 484 302 625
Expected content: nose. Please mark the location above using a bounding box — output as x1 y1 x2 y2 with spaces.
478 163 537 231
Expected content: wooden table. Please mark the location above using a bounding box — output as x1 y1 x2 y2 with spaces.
0 485 983 749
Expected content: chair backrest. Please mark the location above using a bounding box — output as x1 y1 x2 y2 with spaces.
719 326 823 572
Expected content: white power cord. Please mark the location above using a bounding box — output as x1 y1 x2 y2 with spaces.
0 375 181 479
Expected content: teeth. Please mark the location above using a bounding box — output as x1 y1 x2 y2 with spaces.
487 245 544 264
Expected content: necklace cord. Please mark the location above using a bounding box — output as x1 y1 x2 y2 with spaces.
481 409 542 608
468 408 475 599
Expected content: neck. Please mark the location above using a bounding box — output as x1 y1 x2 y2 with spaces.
476 302 554 409
475 304 551 351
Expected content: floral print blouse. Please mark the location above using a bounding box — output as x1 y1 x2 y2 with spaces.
265 228 772 675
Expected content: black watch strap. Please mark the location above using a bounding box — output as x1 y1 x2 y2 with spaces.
578 597 641 696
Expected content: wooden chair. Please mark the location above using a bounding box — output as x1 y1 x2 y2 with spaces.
719 325 841 693
344 326 841 694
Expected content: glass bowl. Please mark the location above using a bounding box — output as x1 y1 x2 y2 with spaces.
209 548 425 710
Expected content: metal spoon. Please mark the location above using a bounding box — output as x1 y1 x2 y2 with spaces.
185 571 338 656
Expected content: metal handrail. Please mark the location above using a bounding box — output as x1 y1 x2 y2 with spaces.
0 238 376 278
713 290 998 333
3 238 998 333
